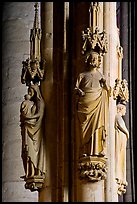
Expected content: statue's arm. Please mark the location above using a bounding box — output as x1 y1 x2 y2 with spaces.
74 73 85 96
100 77 111 96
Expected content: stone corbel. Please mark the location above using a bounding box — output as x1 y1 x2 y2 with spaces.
78 156 107 182
21 175 45 192
115 178 128 195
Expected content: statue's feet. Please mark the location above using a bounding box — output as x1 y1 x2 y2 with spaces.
98 151 105 156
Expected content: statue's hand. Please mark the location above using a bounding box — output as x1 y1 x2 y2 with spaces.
78 89 85 97
75 88 85 97
100 78 106 87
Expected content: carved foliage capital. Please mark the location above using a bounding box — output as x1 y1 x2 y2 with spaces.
78 156 107 182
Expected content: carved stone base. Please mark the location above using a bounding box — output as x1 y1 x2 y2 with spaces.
115 178 128 195
78 156 107 182
20 175 45 192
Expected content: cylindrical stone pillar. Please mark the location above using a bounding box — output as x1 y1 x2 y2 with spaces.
103 2 119 202
39 2 54 202
39 2 70 202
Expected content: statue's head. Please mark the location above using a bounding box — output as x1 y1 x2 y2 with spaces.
86 51 99 69
117 103 126 116
24 94 31 100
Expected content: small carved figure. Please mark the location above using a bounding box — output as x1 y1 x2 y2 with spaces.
113 78 129 103
21 58 45 86
115 103 129 194
20 83 46 179
20 94 36 118
75 51 111 158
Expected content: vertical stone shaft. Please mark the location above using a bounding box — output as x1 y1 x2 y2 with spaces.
39 2 70 202
103 2 122 202
39 2 55 202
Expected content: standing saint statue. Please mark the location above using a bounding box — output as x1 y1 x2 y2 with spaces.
75 51 111 158
20 83 46 179
115 102 129 195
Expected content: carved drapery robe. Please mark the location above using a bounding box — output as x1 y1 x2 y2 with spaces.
115 112 128 185
75 70 109 157
20 84 46 177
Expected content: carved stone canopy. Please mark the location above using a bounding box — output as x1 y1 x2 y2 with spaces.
81 26 108 63
21 57 45 86
21 2 46 87
113 78 129 104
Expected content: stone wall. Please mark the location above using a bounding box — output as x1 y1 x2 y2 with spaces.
2 2 38 202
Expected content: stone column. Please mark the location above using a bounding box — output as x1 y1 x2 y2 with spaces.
39 2 70 202
103 2 120 202
38 2 54 202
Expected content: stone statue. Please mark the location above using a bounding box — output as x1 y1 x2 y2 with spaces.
75 51 111 158
115 102 129 195
20 83 46 179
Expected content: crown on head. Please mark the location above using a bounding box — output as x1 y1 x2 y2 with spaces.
81 26 108 62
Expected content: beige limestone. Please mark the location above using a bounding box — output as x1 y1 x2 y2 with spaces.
2 2 38 202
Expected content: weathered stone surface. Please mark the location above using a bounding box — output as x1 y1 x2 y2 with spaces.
2 181 38 202
2 2 38 202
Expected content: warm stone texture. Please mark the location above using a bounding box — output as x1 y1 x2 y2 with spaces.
2 2 135 202
2 2 38 202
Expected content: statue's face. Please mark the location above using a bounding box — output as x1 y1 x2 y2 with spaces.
28 87 34 97
121 105 126 116
88 52 98 68
31 61 39 71
117 104 126 116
